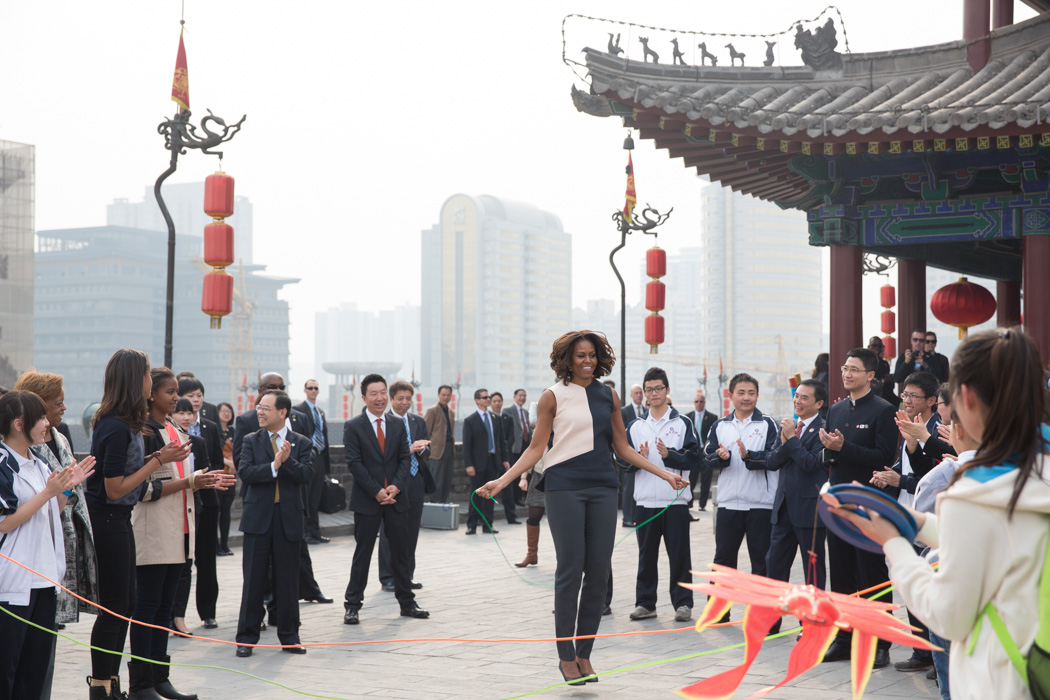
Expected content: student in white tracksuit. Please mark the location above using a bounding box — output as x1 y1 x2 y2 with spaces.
621 367 699 622
837 328 1050 700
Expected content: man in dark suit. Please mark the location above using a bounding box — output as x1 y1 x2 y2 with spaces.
233 373 331 613
489 392 519 524
295 379 331 545
378 381 434 592
176 371 219 425
462 388 510 535
765 379 827 591
619 383 648 527
684 389 718 512
234 390 313 657
503 388 532 508
422 385 455 503
343 374 429 624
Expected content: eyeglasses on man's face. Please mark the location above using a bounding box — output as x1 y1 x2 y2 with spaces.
305 386 319 391
925 339 937 346
900 392 929 401
911 336 925 343
264 383 286 391
643 385 667 395
478 395 490 401
841 365 870 375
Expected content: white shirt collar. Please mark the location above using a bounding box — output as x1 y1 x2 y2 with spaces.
732 412 755 426
477 407 490 418
1 441 35 468
366 409 385 424
798 414 817 430
957 449 977 465
645 407 671 425
269 425 289 441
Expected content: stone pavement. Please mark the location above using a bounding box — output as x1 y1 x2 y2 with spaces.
52 510 939 700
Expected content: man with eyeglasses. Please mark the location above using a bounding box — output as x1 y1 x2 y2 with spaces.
818 348 898 668
869 370 940 674
622 367 700 622
296 379 331 545
924 332 950 383
462 389 510 535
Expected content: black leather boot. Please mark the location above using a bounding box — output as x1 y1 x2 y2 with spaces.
111 674 128 699
87 676 110 700
153 655 198 700
126 660 164 700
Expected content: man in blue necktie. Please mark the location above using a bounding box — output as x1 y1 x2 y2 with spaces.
378 381 434 592
296 380 331 545
462 388 510 535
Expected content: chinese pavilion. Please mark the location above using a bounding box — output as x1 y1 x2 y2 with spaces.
571 0 1050 398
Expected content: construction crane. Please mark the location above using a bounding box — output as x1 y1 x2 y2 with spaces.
627 335 798 417
191 256 256 412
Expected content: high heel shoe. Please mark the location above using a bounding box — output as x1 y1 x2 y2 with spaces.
558 662 586 687
576 660 598 683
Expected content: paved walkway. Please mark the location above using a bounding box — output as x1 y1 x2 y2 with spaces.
52 510 940 699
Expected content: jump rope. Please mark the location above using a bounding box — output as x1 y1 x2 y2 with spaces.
0 490 903 699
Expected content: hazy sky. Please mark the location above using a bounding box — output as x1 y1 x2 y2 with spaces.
2 1 1034 380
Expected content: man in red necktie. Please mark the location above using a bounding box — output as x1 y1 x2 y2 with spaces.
342 374 429 624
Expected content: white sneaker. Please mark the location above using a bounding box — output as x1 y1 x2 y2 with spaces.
674 606 692 622
628 606 657 620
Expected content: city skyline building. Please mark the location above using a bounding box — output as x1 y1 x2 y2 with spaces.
34 225 294 446
0 140 35 387
420 194 571 401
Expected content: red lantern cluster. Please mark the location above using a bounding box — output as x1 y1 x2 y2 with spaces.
645 246 666 354
201 171 236 329
931 277 997 339
880 283 897 359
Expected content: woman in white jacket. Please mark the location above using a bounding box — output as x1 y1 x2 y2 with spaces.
836 328 1050 700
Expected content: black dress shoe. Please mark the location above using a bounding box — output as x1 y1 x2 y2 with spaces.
283 646 307 655
601 605 612 616
400 604 430 619
873 648 891 669
381 583 396 593
482 527 499 534
894 656 933 672
236 646 252 658
343 609 359 625
465 527 477 535
507 518 522 525
217 548 234 556
259 622 267 632
203 618 218 629
410 582 423 590
302 594 333 604
822 639 851 663
622 521 636 528
926 666 938 680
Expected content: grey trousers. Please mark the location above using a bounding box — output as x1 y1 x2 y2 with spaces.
544 486 618 661
429 448 455 503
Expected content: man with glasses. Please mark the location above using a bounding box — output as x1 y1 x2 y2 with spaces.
818 348 898 668
296 379 331 545
924 332 950 382
623 368 700 622
893 329 931 387
685 389 717 512
462 389 510 535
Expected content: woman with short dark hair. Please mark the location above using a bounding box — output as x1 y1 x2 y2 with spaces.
477 330 687 685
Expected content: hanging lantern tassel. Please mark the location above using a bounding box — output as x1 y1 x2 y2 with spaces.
201 171 237 329
645 246 666 354
931 277 996 339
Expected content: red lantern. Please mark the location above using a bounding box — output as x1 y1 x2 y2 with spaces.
880 310 896 335
880 284 896 309
201 270 233 329
204 171 235 220
645 280 665 312
883 336 897 359
203 222 235 269
931 277 997 339
644 314 664 353
646 246 666 278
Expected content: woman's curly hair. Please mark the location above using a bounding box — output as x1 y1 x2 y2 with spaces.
549 330 616 384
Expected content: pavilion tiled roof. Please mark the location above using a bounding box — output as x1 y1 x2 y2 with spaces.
572 12 1050 203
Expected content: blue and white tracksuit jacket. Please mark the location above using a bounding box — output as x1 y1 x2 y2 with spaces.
702 409 779 510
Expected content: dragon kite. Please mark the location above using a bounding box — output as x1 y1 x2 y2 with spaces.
676 565 940 700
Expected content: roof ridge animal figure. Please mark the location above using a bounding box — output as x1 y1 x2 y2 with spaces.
726 43 745 67
639 36 659 64
764 40 776 67
671 37 686 66
698 42 717 66
608 33 623 56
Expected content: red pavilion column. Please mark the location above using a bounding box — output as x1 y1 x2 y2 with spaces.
997 280 1021 327
830 245 863 402
964 0 991 72
1024 235 1050 367
992 0 1013 29
897 258 927 346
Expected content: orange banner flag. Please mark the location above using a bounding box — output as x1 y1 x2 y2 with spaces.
171 28 189 111
623 152 636 224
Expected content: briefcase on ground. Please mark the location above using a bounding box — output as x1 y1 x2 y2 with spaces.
420 502 459 530
318 479 347 514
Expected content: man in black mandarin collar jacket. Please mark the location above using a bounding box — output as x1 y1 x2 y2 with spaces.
342 374 427 623
235 390 313 653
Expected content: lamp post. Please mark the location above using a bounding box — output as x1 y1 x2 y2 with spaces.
609 204 672 401
155 108 245 368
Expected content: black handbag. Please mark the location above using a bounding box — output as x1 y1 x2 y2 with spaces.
318 478 347 514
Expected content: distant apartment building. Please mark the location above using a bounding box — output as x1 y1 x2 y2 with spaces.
0 140 35 386
420 194 571 399
108 181 254 264
314 302 421 407
34 225 294 433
